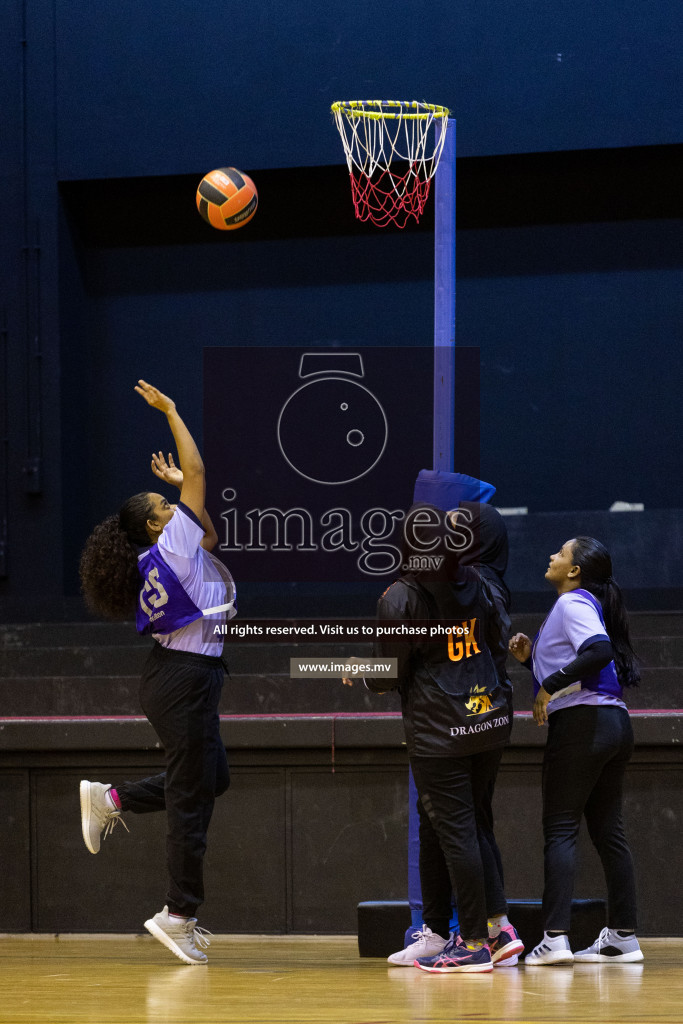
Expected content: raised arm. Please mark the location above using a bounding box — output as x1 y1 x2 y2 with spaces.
150 451 218 550
135 380 205 521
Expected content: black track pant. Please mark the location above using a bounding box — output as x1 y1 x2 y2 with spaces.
116 643 230 917
411 749 508 943
542 704 637 932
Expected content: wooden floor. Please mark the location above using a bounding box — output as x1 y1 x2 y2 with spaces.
0 936 680 1024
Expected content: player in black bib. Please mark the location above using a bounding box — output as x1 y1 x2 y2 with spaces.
371 504 523 974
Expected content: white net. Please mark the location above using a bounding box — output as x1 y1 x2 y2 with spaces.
331 100 450 227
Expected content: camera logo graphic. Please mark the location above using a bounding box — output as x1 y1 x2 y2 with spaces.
276 353 388 485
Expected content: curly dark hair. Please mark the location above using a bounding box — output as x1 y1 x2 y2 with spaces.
79 492 154 620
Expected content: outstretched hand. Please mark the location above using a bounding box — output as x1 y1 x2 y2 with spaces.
151 451 183 488
134 380 176 414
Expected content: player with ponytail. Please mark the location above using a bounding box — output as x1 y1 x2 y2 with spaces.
569 536 640 689
78 381 236 966
510 536 643 966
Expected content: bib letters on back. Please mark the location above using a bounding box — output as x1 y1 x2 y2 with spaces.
135 547 207 636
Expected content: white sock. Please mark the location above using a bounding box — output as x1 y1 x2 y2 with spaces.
488 914 510 937
543 931 569 947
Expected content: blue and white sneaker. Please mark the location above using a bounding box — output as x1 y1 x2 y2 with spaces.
488 923 524 965
525 933 574 966
574 928 644 963
415 935 493 974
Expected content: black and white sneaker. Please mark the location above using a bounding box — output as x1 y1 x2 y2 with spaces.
574 927 644 963
525 933 574 965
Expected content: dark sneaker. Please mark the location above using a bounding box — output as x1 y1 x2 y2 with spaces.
574 928 644 963
415 936 493 974
144 906 211 965
488 923 524 965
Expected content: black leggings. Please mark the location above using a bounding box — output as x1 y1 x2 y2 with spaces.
542 704 637 932
411 749 508 942
116 643 230 916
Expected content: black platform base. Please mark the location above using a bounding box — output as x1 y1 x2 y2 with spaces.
357 898 607 958
358 901 413 958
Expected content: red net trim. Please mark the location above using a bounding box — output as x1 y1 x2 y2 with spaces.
349 164 432 228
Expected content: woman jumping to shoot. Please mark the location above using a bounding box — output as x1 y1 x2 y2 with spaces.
78 380 236 965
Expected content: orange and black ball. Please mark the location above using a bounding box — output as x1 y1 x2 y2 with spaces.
196 167 258 230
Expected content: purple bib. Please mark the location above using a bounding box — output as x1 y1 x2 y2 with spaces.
135 546 204 636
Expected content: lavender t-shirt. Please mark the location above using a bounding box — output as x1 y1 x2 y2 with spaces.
154 504 235 656
532 590 626 713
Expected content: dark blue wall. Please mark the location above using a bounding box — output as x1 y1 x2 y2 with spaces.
65 222 683 517
54 0 683 177
1 0 682 617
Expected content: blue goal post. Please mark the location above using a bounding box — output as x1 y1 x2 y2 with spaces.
407 117 459 940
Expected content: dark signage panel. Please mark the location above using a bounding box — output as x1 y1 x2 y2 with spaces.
204 347 438 584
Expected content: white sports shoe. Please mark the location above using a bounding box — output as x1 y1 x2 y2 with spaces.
387 925 449 966
80 780 129 854
574 927 644 963
145 906 212 965
525 933 574 966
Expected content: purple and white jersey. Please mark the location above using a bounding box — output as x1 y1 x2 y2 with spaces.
137 503 236 656
532 589 626 713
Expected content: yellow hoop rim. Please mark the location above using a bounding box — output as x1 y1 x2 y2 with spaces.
331 100 450 121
